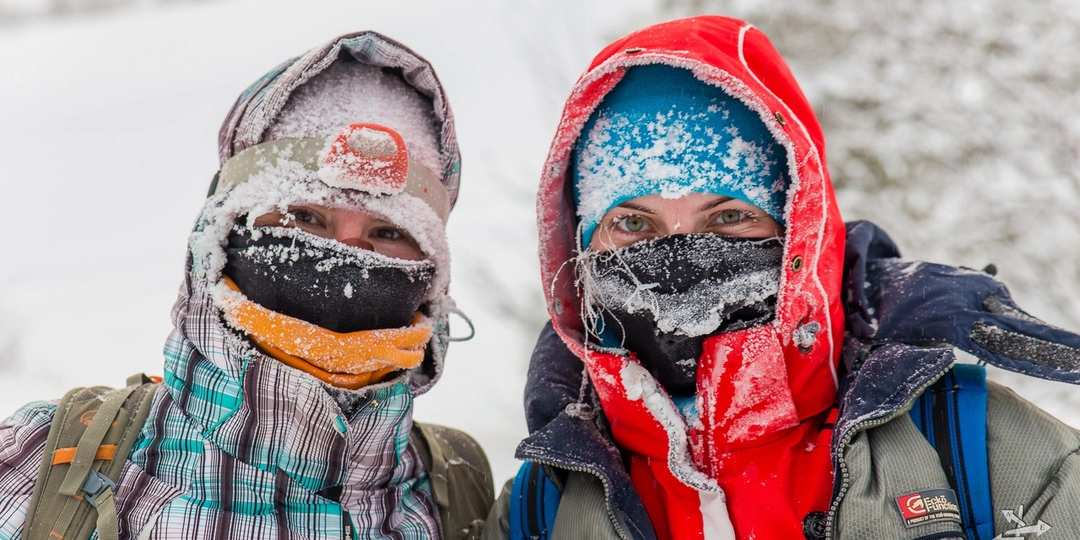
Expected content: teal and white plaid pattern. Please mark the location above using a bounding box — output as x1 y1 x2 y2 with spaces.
0 279 441 539
0 400 54 540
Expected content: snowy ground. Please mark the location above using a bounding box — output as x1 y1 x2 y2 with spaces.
1 0 1078 488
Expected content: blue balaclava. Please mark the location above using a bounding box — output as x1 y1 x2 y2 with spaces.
573 64 789 247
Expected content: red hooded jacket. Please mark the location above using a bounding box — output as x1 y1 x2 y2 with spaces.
536 16 847 539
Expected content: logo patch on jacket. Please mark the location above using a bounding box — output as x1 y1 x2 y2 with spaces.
895 489 961 528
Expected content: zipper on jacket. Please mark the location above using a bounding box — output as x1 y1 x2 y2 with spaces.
825 373 944 539
527 458 634 540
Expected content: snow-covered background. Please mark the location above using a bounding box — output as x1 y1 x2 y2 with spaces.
1 0 1078 485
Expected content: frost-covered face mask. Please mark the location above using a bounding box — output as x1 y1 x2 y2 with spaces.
223 226 435 333
581 233 783 395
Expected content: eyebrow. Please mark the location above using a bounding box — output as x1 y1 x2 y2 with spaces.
614 201 657 214
698 196 735 212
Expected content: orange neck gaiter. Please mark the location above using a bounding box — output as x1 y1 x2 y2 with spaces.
219 277 433 390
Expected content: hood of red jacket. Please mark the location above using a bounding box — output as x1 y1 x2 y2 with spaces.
536 15 846 468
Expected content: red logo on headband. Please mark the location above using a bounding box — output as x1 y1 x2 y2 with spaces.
320 123 409 194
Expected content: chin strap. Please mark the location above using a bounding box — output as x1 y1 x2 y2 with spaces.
219 277 433 390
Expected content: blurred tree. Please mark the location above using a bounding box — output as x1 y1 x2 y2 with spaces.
658 0 1080 329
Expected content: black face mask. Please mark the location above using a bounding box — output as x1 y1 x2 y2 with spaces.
581 234 783 395
223 227 435 333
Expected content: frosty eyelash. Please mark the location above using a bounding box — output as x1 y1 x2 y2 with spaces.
711 208 759 227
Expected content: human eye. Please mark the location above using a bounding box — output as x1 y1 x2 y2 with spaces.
613 214 652 233
291 208 319 224
280 206 328 233
706 203 784 239
712 208 752 226
373 227 405 240
369 225 424 261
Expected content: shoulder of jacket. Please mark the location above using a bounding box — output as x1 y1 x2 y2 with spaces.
985 379 1080 442
1 400 60 479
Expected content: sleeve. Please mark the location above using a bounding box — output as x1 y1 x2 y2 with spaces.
0 400 58 540
985 382 1080 537
479 478 512 540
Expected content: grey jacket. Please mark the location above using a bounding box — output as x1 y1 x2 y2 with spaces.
483 379 1080 540
483 221 1080 540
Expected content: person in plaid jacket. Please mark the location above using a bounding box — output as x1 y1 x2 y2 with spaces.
0 30 481 540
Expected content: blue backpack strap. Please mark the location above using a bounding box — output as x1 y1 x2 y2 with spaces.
909 363 993 540
509 461 562 540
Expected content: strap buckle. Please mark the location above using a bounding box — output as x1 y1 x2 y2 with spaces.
82 470 116 506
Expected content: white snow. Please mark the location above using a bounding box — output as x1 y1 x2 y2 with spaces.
264 61 443 177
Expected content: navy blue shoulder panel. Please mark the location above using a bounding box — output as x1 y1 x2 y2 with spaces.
518 322 657 540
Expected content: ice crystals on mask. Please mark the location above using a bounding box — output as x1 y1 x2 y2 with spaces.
579 234 783 338
236 225 434 275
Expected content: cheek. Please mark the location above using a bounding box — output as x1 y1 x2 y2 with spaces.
251 213 286 227
588 228 622 252
374 239 425 261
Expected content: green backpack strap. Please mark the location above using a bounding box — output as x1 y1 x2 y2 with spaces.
410 422 495 540
25 374 160 540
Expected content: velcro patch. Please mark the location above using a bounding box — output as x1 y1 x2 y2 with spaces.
894 489 961 528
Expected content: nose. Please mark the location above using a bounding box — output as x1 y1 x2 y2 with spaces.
333 212 374 251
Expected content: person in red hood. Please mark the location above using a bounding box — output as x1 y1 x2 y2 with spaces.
483 15 1080 540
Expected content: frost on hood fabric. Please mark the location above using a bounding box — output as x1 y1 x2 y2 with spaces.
263 60 443 177
0 31 460 540
530 16 847 540
219 31 462 208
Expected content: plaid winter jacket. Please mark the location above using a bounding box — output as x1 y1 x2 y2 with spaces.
0 276 446 539
1 29 468 540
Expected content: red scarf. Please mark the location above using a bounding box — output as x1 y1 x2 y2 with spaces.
585 327 837 540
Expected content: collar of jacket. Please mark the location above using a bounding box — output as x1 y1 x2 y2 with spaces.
163 281 423 494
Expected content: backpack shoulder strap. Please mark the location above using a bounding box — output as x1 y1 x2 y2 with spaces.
507 461 562 540
25 374 160 540
410 422 495 540
909 363 994 540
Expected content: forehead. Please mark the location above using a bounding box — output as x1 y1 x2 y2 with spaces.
611 192 739 213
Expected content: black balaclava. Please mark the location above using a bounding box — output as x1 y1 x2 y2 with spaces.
582 233 783 395
224 226 435 333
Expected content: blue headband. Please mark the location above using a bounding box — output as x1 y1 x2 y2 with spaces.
573 64 789 247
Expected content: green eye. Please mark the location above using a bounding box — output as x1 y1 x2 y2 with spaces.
621 215 647 232
718 209 744 224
